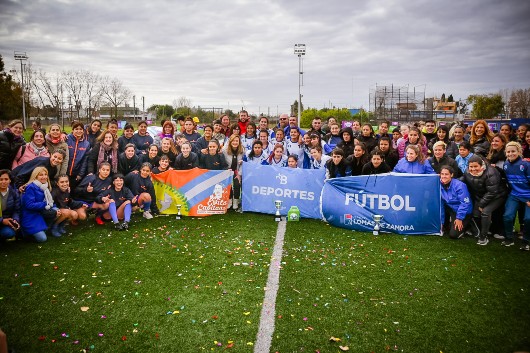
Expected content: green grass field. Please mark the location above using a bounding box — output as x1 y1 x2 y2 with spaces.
1 213 529 353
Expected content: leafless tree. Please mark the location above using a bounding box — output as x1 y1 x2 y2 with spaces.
100 76 131 119
509 88 530 118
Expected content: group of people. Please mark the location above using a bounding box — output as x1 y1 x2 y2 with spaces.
0 113 529 250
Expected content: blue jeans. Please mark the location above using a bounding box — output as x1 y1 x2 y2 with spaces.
30 231 47 243
503 194 530 242
0 225 16 240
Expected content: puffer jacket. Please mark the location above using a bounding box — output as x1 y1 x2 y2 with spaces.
471 137 491 157
429 155 462 178
463 166 508 208
0 129 26 170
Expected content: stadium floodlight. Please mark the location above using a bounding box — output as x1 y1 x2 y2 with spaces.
293 44 306 122
14 51 28 128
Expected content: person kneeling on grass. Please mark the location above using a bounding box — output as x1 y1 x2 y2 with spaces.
20 167 61 242
95 174 134 231
124 162 158 218
0 169 21 243
51 174 89 234
440 165 474 239
73 162 113 225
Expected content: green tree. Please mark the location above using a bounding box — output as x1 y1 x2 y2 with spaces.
290 99 304 117
0 54 23 121
467 94 504 119
300 107 352 128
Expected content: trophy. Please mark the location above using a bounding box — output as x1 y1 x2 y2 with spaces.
274 200 282 222
372 214 384 235
176 204 182 220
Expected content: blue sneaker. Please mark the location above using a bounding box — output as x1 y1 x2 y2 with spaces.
58 223 67 235
50 224 62 237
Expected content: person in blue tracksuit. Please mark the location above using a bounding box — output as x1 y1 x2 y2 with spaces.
393 144 436 174
66 121 91 189
440 165 474 239
502 141 530 250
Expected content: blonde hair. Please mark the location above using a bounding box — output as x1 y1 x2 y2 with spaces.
225 134 244 155
27 167 51 190
505 141 522 157
161 137 177 154
433 141 447 150
406 144 427 164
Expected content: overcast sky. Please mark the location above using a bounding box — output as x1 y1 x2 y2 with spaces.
1 0 529 115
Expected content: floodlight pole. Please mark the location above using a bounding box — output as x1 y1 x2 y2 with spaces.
14 51 28 128
294 44 306 123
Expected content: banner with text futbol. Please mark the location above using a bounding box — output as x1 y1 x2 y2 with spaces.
321 173 441 235
241 163 325 219
152 169 233 216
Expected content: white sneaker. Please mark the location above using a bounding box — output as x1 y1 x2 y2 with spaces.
477 238 489 246
233 199 239 210
493 234 505 240
143 210 153 219
227 199 233 209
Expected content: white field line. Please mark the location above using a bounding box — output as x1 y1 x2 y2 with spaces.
254 220 286 353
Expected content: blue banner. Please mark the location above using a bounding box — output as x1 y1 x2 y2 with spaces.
241 163 325 219
321 173 441 235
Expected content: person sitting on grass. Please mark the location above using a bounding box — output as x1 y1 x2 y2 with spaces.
95 174 134 231
0 169 21 243
73 162 112 225
125 162 158 218
325 148 352 179
51 174 89 233
20 167 61 242
118 143 140 175
152 155 173 174
440 165 474 239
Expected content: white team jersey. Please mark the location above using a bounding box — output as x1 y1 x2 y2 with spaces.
311 154 331 169
244 150 269 165
261 143 273 157
286 139 305 168
271 139 287 155
241 135 255 152
268 154 288 167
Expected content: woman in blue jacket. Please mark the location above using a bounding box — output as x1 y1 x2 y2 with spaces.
0 169 21 242
20 167 60 242
393 145 436 174
502 141 530 250
440 165 474 239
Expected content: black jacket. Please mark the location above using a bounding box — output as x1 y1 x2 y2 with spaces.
463 166 509 208
118 152 140 176
96 186 134 208
73 174 112 203
52 188 84 209
471 137 491 157
174 152 199 170
0 129 25 170
429 155 462 178
11 157 59 188
362 161 391 175
199 153 228 170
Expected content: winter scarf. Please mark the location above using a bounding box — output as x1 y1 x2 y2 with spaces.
98 143 118 173
33 180 54 210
